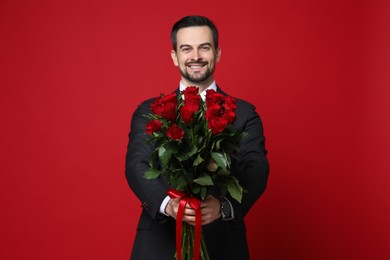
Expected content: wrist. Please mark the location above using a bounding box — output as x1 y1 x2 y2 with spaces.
165 198 174 217
160 196 171 216
219 197 233 221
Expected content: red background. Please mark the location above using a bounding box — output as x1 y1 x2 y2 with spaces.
1 0 389 259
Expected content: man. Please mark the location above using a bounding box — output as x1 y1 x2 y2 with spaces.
126 15 269 260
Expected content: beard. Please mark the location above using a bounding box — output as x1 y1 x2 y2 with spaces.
179 64 215 83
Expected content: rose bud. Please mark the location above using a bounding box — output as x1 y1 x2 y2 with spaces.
207 159 218 172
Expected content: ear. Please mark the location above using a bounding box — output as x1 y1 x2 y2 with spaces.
171 50 178 66
216 48 221 62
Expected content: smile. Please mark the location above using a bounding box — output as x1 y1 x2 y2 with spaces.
188 65 203 69
186 62 207 69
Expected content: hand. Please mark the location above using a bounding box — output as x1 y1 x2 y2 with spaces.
165 195 222 225
165 197 198 225
200 195 221 225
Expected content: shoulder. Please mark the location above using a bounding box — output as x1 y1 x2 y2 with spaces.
235 97 256 112
219 92 262 129
135 88 179 112
233 97 260 128
132 97 156 116
217 86 256 112
226 93 257 116
139 97 156 108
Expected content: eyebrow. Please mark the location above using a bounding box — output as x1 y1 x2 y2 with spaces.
199 43 212 47
179 43 213 49
179 44 191 49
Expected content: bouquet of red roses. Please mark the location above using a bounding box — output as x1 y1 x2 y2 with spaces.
144 86 246 260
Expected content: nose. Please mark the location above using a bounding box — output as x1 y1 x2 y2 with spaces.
191 49 201 61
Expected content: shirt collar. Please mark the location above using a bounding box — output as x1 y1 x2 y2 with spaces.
179 81 217 101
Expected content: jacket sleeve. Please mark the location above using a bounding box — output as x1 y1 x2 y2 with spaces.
228 102 269 220
125 100 169 220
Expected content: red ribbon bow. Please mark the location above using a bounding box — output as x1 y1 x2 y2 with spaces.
168 189 202 260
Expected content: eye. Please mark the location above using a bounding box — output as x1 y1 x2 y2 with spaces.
201 46 210 51
181 47 191 53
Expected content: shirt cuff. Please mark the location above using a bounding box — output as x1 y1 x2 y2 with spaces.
159 195 171 216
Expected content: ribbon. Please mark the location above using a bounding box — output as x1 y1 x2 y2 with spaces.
168 189 202 260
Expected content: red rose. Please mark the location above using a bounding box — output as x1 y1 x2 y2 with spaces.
183 87 201 111
206 103 225 134
166 124 184 141
208 117 228 134
150 93 178 121
182 86 199 100
161 92 178 103
185 94 201 106
186 98 200 110
223 95 237 111
205 103 223 120
162 102 177 122
205 90 224 106
145 120 162 134
223 110 236 125
180 101 199 124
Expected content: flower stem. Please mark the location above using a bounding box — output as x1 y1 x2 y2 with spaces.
187 223 191 259
177 223 210 260
201 230 210 260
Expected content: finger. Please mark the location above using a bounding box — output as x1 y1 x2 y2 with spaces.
200 198 213 207
200 206 212 215
183 215 196 225
201 215 212 225
183 208 196 216
185 204 195 209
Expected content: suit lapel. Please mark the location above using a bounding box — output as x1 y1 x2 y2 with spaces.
216 85 227 96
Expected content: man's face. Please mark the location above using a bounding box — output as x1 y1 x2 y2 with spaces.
171 26 221 85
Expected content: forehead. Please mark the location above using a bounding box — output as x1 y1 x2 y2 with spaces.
176 26 214 47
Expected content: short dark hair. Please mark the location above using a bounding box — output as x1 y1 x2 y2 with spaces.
171 15 219 51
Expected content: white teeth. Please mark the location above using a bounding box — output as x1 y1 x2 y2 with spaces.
189 65 202 68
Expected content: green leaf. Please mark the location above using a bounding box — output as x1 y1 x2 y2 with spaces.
193 174 213 186
217 169 230 176
227 177 243 203
176 176 188 190
215 139 223 150
149 149 158 166
211 152 227 171
200 186 207 200
165 141 179 154
192 186 201 194
188 146 198 157
193 154 204 166
175 153 189 161
224 152 231 169
144 168 160 179
158 146 172 167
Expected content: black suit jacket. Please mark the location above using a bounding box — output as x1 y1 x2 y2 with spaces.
125 88 269 260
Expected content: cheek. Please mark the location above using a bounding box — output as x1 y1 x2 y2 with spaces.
207 54 216 62
179 56 187 65
179 59 188 67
